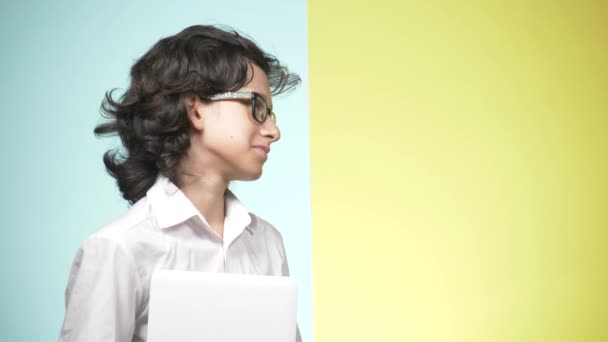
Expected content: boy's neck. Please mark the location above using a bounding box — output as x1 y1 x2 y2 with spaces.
179 174 228 238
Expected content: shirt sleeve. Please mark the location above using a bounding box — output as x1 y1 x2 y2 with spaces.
58 237 142 342
277 233 303 342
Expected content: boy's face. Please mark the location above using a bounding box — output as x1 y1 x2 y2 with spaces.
188 63 281 182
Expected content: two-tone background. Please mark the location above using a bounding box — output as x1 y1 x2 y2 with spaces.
1 1 606 341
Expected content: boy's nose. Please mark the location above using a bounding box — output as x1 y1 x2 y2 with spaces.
261 119 281 142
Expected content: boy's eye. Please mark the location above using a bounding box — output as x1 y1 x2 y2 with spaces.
254 98 268 121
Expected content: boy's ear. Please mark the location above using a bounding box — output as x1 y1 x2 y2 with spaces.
185 93 205 131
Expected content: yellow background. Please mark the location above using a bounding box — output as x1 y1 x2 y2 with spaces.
309 2 607 341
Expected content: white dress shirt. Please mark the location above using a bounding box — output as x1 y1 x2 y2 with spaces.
58 175 301 342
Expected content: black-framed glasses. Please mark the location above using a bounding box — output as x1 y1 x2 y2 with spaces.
206 91 276 124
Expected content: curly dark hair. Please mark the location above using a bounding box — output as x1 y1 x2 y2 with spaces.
94 25 301 204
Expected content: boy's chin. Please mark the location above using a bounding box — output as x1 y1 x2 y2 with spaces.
236 169 263 182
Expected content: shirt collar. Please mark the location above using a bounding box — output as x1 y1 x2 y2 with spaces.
146 175 254 236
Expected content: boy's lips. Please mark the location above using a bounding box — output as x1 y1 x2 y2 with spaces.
253 145 270 154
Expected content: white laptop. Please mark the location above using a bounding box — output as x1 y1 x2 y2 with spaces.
147 270 298 342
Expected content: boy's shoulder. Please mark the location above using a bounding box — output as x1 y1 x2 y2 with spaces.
248 213 286 247
86 197 154 244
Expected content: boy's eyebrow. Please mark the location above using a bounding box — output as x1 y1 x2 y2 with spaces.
247 90 272 109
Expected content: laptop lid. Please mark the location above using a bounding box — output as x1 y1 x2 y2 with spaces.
147 270 298 342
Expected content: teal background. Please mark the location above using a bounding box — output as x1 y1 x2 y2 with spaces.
0 1 311 341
